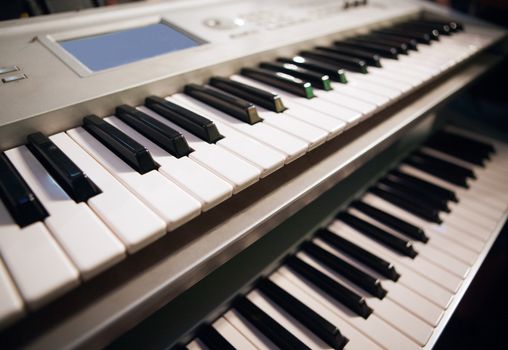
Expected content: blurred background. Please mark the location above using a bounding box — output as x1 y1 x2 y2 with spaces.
0 0 508 26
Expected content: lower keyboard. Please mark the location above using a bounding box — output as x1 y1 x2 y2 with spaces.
182 125 508 350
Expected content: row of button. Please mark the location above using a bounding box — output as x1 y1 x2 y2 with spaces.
0 66 26 84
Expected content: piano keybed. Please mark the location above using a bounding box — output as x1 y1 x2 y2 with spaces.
0 0 507 348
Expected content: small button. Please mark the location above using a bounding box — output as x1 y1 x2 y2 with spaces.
2 73 27 83
0 66 19 75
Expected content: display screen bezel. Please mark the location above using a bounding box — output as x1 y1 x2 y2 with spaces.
39 17 207 77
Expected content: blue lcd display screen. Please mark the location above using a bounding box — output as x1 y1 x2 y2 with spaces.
59 23 201 72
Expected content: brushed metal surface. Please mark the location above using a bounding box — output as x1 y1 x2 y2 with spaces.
0 53 501 350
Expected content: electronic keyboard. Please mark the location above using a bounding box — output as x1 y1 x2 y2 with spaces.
0 0 506 348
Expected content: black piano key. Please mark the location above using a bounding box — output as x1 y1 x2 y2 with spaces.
351 201 429 243
441 130 495 155
393 23 441 40
259 61 333 91
301 242 387 299
27 132 102 203
404 154 470 188
340 39 400 59
352 36 409 54
115 105 192 158
209 76 287 113
233 296 310 350
414 151 477 179
145 96 224 143
300 50 368 73
196 324 235 350
370 185 443 224
378 177 451 213
373 29 432 44
316 228 400 281
240 67 315 99
83 115 158 174
419 17 463 32
406 20 452 35
425 139 486 166
0 153 48 227
184 84 262 125
285 256 373 319
257 278 349 350
427 130 494 163
278 56 348 83
383 173 452 210
318 45 382 67
363 33 419 51
375 181 445 218
389 169 458 202
337 212 418 258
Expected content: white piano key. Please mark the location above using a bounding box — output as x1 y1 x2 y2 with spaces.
346 71 413 94
224 309 278 350
348 208 472 277
297 252 433 346
212 317 257 350
49 132 167 252
0 201 79 309
0 258 24 327
328 83 391 106
368 66 425 86
171 93 309 162
6 146 126 280
329 221 463 293
396 263 453 310
446 201 499 232
50 133 166 253
277 266 420 350
334 78 403 100
376 60 432 81
255 107 328 150
398 54 450 73
67 127 202 230
215 131 284 178
231 74 365 125
314 90 378 116
414 242 470 278
313 238 445 327
105 116 234 211
137 105 271 181
247 290 332 349
282 102 347 139
186 339 209 350
269 272 383 350
365 67 420 88
381 59 439 78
